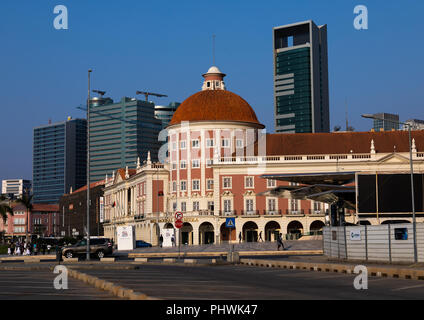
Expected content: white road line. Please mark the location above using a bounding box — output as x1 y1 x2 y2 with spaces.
391 284 424 291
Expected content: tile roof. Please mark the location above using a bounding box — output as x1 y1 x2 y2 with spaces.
72 180 106 194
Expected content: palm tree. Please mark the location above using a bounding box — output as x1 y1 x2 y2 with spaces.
15 193 33 243
0 195 13 243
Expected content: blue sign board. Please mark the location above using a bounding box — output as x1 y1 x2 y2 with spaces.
226 218 235 228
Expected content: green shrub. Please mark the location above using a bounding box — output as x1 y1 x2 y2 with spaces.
0 245 7 255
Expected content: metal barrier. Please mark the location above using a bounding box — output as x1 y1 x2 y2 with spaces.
323 223 424 263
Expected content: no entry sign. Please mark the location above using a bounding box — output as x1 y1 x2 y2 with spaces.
175 220 183 229
175 212 183 220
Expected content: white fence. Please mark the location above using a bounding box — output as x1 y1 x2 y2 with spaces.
323 223 424 263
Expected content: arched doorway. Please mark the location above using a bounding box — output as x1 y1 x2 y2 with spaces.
310 221 325 234
199 222 215 245
181 223 193 245
243 222 258 242
265 221 280 242
287 221 303 239
220 223 236 242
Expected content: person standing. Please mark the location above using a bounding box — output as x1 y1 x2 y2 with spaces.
238 232 242 243
277 233 285 251
171 235 175 247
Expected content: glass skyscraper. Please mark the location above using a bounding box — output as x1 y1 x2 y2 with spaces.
273 20 330 133
33 118 87 204
89 96 163 182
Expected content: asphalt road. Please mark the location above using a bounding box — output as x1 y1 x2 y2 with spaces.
79 264 424 300
0 269 116 300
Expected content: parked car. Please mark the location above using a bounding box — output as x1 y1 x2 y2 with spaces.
62 238 113 259
136 240 152 248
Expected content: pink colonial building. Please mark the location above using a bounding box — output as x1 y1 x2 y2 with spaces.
102 66 424 246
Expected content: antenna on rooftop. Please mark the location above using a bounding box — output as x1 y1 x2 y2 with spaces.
212 34 216 66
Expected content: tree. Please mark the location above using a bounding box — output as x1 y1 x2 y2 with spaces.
0 195 13 223
15 193 33 242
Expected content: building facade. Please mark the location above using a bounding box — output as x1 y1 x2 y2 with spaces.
89 96 163 183
155 102 181 130
373 113 400 131
33 118 87 204
1 179 32 198
58 180 105 238
403 119 424 131
102 66 424 246
273 20 330 134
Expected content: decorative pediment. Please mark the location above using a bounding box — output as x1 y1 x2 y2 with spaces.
222 191 234 197
243 190 256 196
191 192 200 198
206 192 214 198
377 153 410 164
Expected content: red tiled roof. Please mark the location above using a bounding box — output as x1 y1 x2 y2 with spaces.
72 180 105 194
238 131 424 156
169 90 263 127
116 168 137 180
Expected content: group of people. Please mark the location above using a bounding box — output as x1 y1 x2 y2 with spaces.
7 241 52 256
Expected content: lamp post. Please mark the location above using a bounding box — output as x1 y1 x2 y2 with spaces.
361 114 417 263
86 69 92 261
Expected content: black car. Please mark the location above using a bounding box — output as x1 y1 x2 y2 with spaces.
136 240 153 248
62 238 113 259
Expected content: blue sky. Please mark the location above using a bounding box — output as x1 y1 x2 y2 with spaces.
0 0 423 183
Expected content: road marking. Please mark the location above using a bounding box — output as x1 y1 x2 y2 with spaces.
391 284 424 291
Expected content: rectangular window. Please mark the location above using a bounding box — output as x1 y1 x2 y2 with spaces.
193 201 200 211
172 142 177 151
245 176 254 188
236 139 244 148
192 159 200 168
192 180 200 191
173 202 177 211
246 199 254 212
181 202 187 212
180 161 187 169
224 200 232 213
208 201 214 211
180 141 186 149
206 139 215 147
181 181 187 191
192 140 200 148
207 179 214 190
267 179 276 188
172 163 177 170
268 198 276 212
172 181 177 192
206 159 214 167
223 177 232 189
221 139 230 148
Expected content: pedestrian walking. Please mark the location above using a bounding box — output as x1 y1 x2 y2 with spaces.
238 232 242 243
259 231 263 242
277 233 285 251
171 235 175 247
159 235 163 248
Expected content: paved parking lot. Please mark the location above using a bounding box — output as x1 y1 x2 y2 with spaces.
80 264 424 300
0 269 116 300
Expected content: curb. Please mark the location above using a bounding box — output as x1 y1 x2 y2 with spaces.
67 268 154 300
128 250 323 259
239 258 424 281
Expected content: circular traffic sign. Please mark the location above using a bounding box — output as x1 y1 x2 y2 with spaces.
175 212 183 220
175 220 183 229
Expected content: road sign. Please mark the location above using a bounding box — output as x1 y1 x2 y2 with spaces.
175 212 183 221
226 218 236 228
175 220 183 229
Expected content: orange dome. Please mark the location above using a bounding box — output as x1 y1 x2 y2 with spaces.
168 90 263 127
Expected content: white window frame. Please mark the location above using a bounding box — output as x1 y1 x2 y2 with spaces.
180 140 186 150
192 159 200 168
221 139 230 148
180 160 187 169
192 139 200 148
245 176 254 189
207 179 214 190
267 179 276 188
192 180 200 191
180 181 187 191
223 177 232 189
223 199 232 213
193 201 200 212
181 202 187 212
206 159 214 167
236 139 244 148
206 139 215 147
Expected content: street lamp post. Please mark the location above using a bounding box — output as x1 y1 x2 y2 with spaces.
86 69 92 261
361 114 417 263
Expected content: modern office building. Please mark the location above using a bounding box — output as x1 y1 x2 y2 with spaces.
1 179 32 198
155 102 181 130
89 96 162 183
372 113 400 131
273 20 330 133
33 118 87 204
